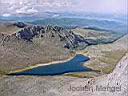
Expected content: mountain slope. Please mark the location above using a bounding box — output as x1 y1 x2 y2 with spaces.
0 22 126 74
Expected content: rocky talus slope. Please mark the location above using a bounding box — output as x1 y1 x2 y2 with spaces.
59 53 128 96
0 52 127 96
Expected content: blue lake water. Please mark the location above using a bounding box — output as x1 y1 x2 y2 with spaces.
10 54 92 76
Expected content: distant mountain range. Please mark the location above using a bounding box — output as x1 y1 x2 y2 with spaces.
0 12 127 34
29 18 127 34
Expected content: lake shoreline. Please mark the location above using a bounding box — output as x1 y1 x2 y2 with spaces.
8 54 76 74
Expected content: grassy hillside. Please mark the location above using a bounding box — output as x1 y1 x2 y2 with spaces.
83 35 128 74
0 23 21 34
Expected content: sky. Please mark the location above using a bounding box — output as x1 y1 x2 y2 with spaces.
0 0 127 17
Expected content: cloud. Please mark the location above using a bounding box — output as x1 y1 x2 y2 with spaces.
27 8 38 14
16 6 38 14
52 14 60 18
0 0 74 15
2 13 11 17
0 0 127 15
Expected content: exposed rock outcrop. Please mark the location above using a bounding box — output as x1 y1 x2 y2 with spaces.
13 22 27 28
15 25 89 50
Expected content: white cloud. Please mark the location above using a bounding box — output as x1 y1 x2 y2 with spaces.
0 0 74 15
52 14 60 18
2 13 11 17
16 7 38 14
16 6 28 14
0 0 127 15
27 8 38 14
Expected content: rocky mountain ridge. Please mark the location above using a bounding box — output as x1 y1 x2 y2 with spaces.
15 25 89 50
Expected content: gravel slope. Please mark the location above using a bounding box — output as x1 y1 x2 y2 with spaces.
0 53 127 96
